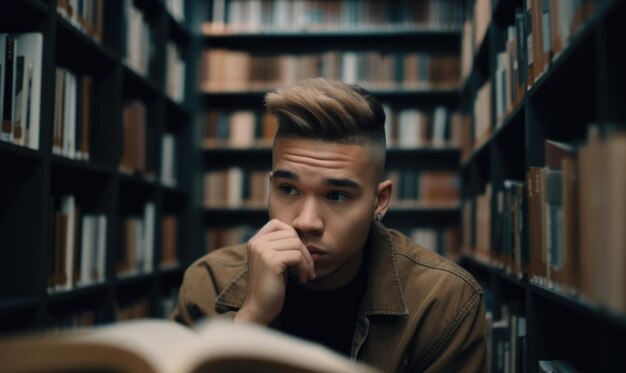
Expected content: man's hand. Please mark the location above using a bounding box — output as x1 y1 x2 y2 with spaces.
234 219 316 325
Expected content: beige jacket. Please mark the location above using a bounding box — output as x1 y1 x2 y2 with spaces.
172 221 487 372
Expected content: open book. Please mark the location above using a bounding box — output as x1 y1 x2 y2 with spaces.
0 319 381 373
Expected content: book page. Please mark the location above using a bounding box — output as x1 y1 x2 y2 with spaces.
0 319 203 373
182 320 382 373
0 319 382 373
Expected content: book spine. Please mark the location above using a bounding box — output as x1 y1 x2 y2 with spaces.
1 35 15 142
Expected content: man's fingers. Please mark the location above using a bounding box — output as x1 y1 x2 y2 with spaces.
250 219 316 282
274 250 312 283
254 218 293 237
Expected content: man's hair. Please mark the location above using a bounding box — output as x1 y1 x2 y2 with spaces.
265 78 386 147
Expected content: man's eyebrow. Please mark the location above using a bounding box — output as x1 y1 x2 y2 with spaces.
272 169 361 189
271 169 298 180
323 178 361 189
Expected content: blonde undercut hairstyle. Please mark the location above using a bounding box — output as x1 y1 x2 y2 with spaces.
265 78 387 179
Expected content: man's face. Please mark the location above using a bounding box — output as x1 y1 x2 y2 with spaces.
268 137 379 290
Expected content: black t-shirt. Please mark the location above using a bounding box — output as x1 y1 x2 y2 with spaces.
277 248 369 357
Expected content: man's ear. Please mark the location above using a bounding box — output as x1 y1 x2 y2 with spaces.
373 179 393 220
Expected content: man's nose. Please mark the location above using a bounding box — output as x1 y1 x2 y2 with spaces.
292 197 323 235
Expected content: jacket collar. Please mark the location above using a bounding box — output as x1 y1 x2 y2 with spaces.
215 221 408 317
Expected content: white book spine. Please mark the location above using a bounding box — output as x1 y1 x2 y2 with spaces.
431 106 447 148
227 167 244 208
229 110 256 147
61 195 76 291
62 71 73 157
96 215 107 282
80 215 94 286
143 202 155 273
69 72 77 159
341 52 358 84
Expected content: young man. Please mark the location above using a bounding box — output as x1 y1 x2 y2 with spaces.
172 78 487 372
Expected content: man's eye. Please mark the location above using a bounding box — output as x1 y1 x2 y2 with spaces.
327 191 348 202
279 185 298 196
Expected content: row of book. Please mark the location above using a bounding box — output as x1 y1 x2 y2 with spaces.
202 110 278 149
524 0 598 88
494 22 526 126
384 105 464 149
203 168 270 208
52 67 93 160
484 302 580 372
486 304 526 373
115 212 181 274
465 0 599 95
123 0 155 77
47 196 181 292
385 170 460 209
0 33 42 150
201 49 460 92
57 0 104 42
116 203 156 277
204 0 463 34
464 128 626 315
491 1 597 126
47 195 107 293
165 41 186 103
532 129 626 314
202 106 465 150
403 225 460 258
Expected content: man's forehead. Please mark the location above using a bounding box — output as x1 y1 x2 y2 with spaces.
275 139 364 165
273 138 370 160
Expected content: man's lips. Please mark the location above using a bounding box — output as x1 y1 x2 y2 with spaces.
306 245 325 261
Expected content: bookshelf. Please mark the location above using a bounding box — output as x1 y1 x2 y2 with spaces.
459 0 626 371
0 0 198 333
197 0 465 258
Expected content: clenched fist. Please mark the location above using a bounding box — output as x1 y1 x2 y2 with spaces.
234 219 316 325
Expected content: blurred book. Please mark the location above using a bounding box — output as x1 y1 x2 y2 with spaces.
0 319 382 373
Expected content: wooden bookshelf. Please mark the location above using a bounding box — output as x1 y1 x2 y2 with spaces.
0 0 196 333
459 0 626 371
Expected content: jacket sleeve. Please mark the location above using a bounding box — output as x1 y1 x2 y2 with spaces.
419 292 488 373
169 263 236 326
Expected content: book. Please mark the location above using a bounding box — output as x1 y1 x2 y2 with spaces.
16 32 43 149
538 360 580 372
0 319 381 373
1 34 16 142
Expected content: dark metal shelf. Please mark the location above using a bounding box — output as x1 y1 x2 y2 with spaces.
203 28 461 52
51 155 114 176
56 16 118 74
46 282 111 304
122 64 162 100
459 255 626 330
0 0 49 30
0 141 42 161
0 298 41 317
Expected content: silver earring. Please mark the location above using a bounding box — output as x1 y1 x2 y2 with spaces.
375 212 382 221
